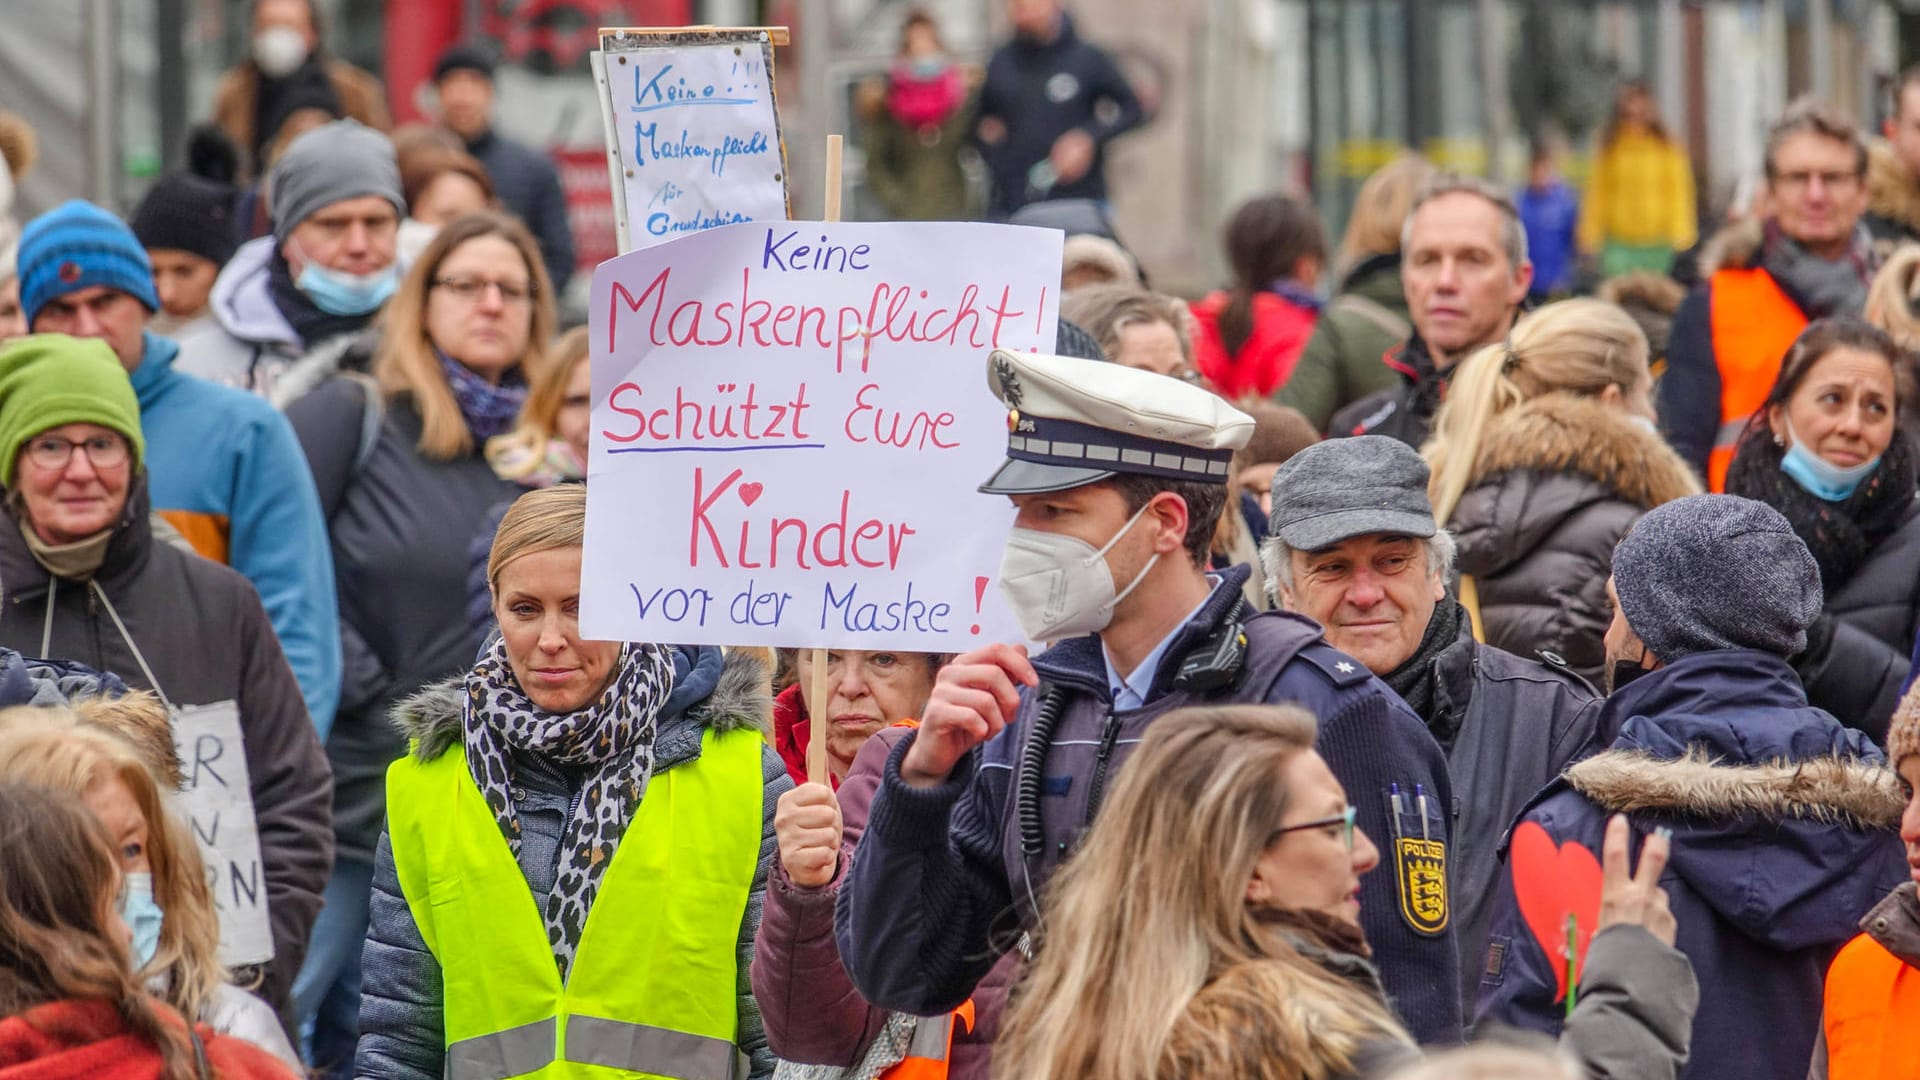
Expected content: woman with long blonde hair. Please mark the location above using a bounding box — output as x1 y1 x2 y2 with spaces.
1421 299 1698 684
281 207 538 1071
1278 154 1435 431
993 705 1696 1080
0 699 299 1067
0 782 295 1079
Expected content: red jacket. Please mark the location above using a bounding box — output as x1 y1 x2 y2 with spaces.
1188 290 1319 401
0 998 296 1080
772 683 825 789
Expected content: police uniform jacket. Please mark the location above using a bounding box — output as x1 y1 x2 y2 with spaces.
837 565 1464 1046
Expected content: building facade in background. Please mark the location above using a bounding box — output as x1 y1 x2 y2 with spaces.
0 0 1910 296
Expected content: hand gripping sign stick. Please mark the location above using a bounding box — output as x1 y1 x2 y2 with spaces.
805 133 847 787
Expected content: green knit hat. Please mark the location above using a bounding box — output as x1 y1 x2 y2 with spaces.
0 334 144 485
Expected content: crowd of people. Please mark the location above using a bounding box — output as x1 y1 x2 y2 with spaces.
1 1 1920 1078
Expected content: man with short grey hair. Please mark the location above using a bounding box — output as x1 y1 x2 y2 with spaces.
1330 173 1533 445
1263 435 1599 1004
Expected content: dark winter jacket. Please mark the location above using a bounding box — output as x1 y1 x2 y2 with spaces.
285 376 520 865
464 129 574 292
1411 619 1602 1010
1447 393 1702 685
1276 254 1411 432
355 646 789 1080
973 12 1143 217
838 567 1465 1047
0 480 333 1016
1327 334 1450 446
1476 650 1908 1080
1790 500 1920 744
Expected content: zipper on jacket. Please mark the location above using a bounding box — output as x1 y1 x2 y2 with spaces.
1083 708 1123 827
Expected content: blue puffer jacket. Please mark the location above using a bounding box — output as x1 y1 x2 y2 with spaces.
353 646 791 1080
1475 650 1909 1080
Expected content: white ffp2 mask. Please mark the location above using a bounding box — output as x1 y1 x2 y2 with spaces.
998 501 1161 642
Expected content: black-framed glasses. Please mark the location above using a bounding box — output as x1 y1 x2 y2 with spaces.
433 275 536 305
1269 805 1358 852
24 433 129 471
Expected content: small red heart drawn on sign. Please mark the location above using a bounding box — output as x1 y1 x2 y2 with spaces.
737 482 764 506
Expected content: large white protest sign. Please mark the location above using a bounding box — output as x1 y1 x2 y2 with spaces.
595 29 789 253
581 220 1062 650
169 701 273 967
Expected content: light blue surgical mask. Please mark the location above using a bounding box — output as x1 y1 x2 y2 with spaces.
296 261 399 316
908 56 948 79
119 871 164 972
1779 417 1881 502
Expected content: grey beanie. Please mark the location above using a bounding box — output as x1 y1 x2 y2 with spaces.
267 120 404 244
1611 494 1823 662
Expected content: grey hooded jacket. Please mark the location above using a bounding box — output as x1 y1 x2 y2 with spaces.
353 646 791 1080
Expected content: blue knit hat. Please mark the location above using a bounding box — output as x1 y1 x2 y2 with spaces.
16 200 159 327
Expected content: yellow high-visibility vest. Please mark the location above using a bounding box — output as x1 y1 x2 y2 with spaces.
386 726 764 1079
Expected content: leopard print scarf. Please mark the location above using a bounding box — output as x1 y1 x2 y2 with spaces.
463 637 675 978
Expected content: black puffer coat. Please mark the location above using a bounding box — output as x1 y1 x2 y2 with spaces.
0 480 332 1015
1786 500 1920 742
1447 394 1701 685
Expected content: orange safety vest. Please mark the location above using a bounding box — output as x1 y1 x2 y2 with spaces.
880 1000 975 1080
1706 267 1809 492
1823 932 1920 1079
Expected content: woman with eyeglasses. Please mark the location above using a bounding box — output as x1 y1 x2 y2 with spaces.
280 209 537 1076
0 334 332 1025
993 704 1699 1080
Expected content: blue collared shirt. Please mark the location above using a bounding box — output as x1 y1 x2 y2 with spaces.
1103 580 1219 710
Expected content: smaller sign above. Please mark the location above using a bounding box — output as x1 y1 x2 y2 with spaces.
596 30 790 254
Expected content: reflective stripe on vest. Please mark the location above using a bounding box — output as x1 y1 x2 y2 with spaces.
880 999 975 1080
386 726 765 1079
1706 266 1809 492
1823 932 1920 1079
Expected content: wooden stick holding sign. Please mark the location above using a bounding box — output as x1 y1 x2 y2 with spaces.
806 134 847 787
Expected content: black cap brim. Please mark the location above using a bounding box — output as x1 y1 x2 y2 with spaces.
977 458 1118 495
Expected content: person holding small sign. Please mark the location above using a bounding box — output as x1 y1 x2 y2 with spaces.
0 334 333 1025
836 350 1464 1050
356 484 789 1080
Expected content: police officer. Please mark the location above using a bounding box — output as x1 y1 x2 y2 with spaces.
836 350 1462 1046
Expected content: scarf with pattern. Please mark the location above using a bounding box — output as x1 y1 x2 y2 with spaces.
463 637 675 977
439 349 529 442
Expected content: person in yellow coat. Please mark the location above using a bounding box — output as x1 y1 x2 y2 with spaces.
1580 82 1698 277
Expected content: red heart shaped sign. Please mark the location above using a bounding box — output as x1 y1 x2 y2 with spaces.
737 482 764 506
1508 821 1603 1004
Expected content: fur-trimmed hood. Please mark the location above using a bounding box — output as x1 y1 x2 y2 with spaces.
1868 139 1920 237
392 644 770 766
1568 748 1904 830
1544 650 1909 949
1463 393 1701 509
1697 216 1765 277
1450 393 1701 575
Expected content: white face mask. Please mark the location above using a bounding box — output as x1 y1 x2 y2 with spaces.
998 500 1161 642
253 26 310 78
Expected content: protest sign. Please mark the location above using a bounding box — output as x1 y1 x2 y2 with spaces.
580 219 1063 651
169 701 273 967
594 27 791 254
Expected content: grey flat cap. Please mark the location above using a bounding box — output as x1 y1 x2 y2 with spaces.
1268 435 1437 550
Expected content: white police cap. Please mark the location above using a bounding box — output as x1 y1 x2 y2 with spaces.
979 349 1254 495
